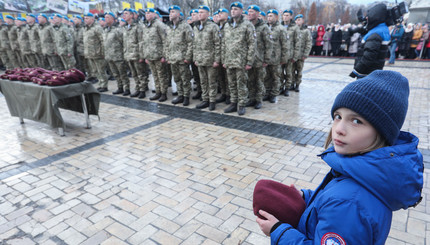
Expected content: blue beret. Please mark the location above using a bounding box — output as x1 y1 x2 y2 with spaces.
218 8 228 13
189 9 198 15
39 14 48 20
243 10 248 15
99 17 105 21
145 8 156 13
230 2 243 9
283 9 293 15
248 5 261 13
198 5 210 12
53 13 62 18
294 14 303 21
6 15 15 20
123 8 132 13
187 16 191 20
84 12 94 17
106 12 115 18
119 18 126 22
180 12 184 17
0 15 3 20
69 19 74 23
27 14 37 19
17 17 26 22
267 9 279 16
214 11 219 15
208 16 213 21
49 17 53 20
169 5 181 11
63 16 69 21
131 9 138 14
74 15 83 21
260 11 266 17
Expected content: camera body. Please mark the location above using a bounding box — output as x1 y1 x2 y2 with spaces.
357 2 408 29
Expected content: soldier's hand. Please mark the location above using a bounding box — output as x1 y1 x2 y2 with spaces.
213 62 219 68
139 59 143 63
161 58 166 63
145 59 149 64
184 60 189 64
263 63 268 67
291 59 296 63
67 54 72 57
194 62 198 66
223 64 227 69
245 65 252 70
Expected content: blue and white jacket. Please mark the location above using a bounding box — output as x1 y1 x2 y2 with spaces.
271 131 424 245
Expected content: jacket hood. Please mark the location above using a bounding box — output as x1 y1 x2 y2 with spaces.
318 25 325 32
320 131 423 211
366 3 388 30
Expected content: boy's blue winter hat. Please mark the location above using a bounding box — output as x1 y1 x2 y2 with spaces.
260 11 266 17
189 9 198 15
294 14 303 21
248 5 260 12
267 9 279 16
218 8 228 13
169 5 181 11
331 70 409 146
230 2 243 9
198 5 210 12
283 9 293 15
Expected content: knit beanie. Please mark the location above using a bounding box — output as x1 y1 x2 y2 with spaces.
331 70 409 145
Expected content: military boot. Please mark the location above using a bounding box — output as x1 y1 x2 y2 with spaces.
216 94 226 103
283 90 289 97
209 102 216 111
159 94 167 102
138 91 146 99
269 95 277 103
224 103 237 113
288 85 295 91
150 93 162 100
172 96 184 104
192 91 202 100
262 94 270 101
225 96 231 104
123 89 131 96
245 100 256 107
130 91 140 97
295 85 300 92
112 88 124 95
196 101 209 109
254 101 262 109
238 106 246 116
183 97 190 106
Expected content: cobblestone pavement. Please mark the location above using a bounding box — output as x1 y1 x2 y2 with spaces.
0 57 429 244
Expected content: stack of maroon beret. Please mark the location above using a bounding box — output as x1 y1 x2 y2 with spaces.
1 68 86 86
253 179 306 228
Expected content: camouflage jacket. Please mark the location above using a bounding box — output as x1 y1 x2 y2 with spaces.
267 21 288 65
38 23 56 55
123 22 141 61
164 20 193 64
283 21 300 60
103 24 124 61
297 26 312 59
252 19 273 67
8 25 19 51
53 23 74 56
74 24 85 56
218 21 227 63
141 18 166 61
192 19 221 66
0 25 11 51
222 16 256 68
17 25 31 55
27 24 42 54
83 22 104 58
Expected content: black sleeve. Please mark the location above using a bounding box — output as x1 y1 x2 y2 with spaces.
354 33 383 75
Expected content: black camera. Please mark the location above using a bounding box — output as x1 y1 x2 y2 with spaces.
386 2 408 26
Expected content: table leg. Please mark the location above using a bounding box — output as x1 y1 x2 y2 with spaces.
19 117 24 124
81 94 91 129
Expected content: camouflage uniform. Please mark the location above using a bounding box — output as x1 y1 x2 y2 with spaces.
16 25 31 68
74 23 86 73
217 21 229 102
222 15 256 107
83 22 108 88
282 21 300 90
27 23 45 68
189 21 201 96
8 25 22 68
103 23 130 90
165 19 193 98
264 21 288 97
39 22 62 70
0 25 15 69
248 19 273 103
123 22 149 93
53 23 75 69
193 19 221 103
291 25 312 90
141 18 168 95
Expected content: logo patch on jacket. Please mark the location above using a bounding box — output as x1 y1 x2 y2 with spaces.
321 233 346 245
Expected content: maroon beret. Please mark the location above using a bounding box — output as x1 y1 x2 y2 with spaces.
46 79 68 86
62 71 82 83
5 69 14 74
18 76 31 82
253 179 306 228
7 75 20 81
68 68 86 81
31 77 42 84
38 73 53 81
1 74 9 79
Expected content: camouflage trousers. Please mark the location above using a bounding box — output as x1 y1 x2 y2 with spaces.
127 60 148 92
191 62 201 92
171 63 192 97
248 66 265 102
75 54 86 73
107 60 130 90
148 60 169 94
87 58 108 88
46 55 64 71
264 64 281 97
218 65 229 96
227 68 248 107
15 50 28 68
0 51 10 69
59 55 76 70
283 60 294 89
198 65 218 103
291 59 304 88
6 50 18 69
24 54 37 68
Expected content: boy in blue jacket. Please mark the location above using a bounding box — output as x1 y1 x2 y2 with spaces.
256 70 424 244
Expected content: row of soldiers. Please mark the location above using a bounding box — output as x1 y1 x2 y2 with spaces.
0 2 312 116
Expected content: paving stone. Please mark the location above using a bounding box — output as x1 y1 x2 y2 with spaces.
105 222 135 240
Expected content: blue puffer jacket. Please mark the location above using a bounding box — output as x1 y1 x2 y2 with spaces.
271 131 423 245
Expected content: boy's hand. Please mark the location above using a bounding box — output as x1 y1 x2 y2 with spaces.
256 210 279 236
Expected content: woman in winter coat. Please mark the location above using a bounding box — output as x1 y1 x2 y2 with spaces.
399 23 413 59
322 27 332 56
409 23 423 58
348 31 360 57
256 70 423 245
315 25 325 55
330 24 342 56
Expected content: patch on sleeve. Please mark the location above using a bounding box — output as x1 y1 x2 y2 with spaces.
321 233 346 245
